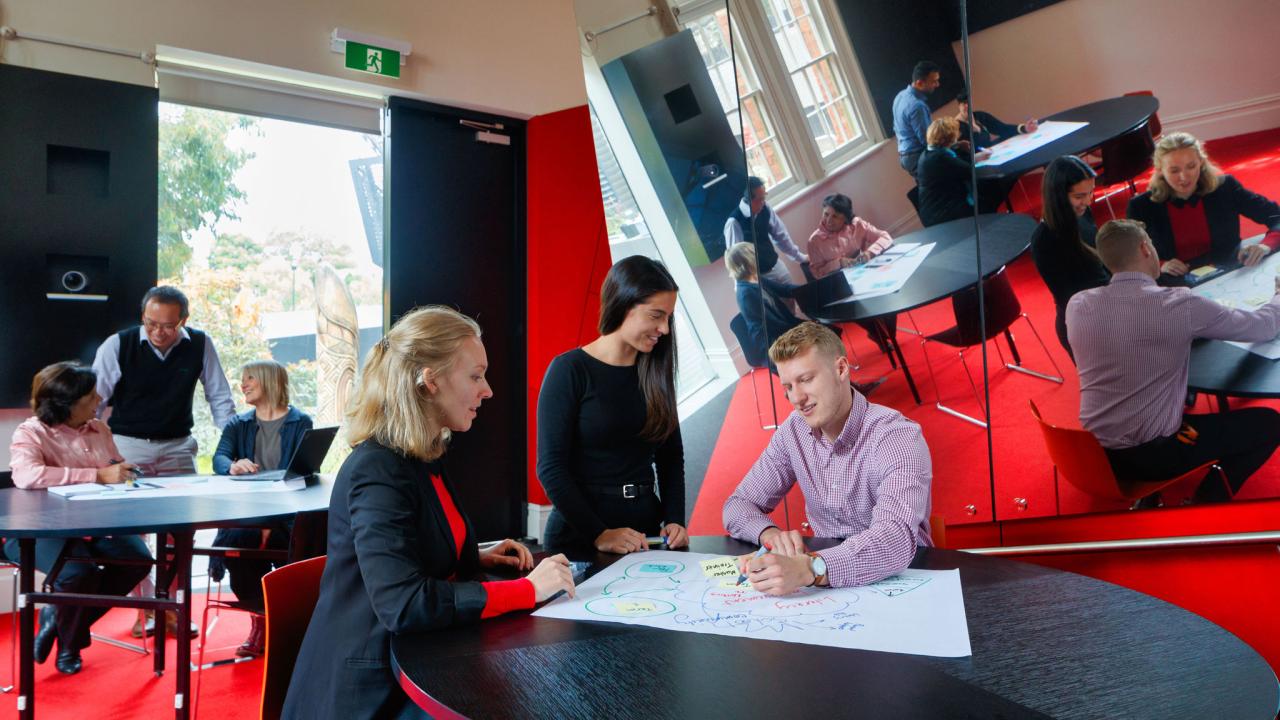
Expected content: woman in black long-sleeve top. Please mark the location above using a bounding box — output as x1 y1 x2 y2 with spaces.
537 256 688 555
1127 131 1280 284
916 117 993 227
284 306 575 720
954 91 1036 150
1030 156 1111 360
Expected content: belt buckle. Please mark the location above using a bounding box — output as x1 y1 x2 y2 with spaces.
622 484 637 499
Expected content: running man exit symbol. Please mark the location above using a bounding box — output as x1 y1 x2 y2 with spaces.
344 40 401 78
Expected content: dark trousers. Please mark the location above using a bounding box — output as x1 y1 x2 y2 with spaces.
1104 408 1280 502
208 526 288 612
4 535 152 651
856 315 898 354
1053 309 1075 363
899 151 921 176
543 490 664 553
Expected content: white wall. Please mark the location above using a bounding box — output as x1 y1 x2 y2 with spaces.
0 0 588 117
958 0 1280 140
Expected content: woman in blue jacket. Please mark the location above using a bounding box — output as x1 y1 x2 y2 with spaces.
211 359 312 657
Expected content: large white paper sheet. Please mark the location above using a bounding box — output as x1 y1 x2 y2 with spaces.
1190 246 1280 359
975 120 1088 167
49 474 306 500
830 242 934 304
533 550 972 658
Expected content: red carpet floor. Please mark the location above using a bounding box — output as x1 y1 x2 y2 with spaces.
691 128 1280 535
0 593 261 720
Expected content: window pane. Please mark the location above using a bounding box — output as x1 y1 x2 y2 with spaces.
158 103 384 473
762 0 862 157
687 6 792 185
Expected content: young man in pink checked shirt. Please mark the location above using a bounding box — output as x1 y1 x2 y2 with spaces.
724 322 932 596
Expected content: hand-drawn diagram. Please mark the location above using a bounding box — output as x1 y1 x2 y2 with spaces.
1192 251 1280 358
974 121 1088 167
533 551 971 658
832 242 935 304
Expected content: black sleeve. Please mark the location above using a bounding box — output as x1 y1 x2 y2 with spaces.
1224 176 1280 231
347 453 486 633
976 111 1019 142
654 424 685 526
535 355 608 541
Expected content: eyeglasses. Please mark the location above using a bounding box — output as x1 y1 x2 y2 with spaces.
143 319 181 332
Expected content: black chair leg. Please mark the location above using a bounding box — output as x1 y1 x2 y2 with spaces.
1004 329 1023 366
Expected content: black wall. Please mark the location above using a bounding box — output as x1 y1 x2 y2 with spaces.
387 97 527 539
0 64 158 406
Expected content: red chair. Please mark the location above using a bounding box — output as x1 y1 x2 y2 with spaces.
1029 400 1229 511
259 555 327 720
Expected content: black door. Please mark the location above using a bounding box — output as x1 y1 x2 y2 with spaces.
386 97 527 540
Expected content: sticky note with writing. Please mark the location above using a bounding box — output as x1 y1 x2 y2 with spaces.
1190 265 1217 278
613 600 657 615
700 557 739 579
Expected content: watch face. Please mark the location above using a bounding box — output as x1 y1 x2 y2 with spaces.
811 555 827 577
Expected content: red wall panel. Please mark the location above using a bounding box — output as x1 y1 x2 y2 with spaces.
526 105 611 506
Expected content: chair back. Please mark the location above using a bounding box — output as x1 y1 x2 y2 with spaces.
799 261 817 283
928 513 947 550
1123 90 1162 138
1097 126 1155 188
945 267 1023 347
260 555 327 720
792 270 853 317
0 471 12 490
1029 400 1127 501
285 509 328 564
729 314 767 369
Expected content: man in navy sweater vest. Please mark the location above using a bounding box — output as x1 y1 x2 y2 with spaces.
91 286 235 476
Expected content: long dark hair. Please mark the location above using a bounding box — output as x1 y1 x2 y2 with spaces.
599 256 679 442
31 362 97 426
1042 155 1099 261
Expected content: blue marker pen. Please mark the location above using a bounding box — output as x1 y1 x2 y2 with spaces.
736 546 768 586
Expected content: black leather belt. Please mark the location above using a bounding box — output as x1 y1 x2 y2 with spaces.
586 483 654 499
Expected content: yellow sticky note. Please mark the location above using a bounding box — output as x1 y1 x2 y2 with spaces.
613 600 657 615
1247 295 1269 306
700 557 739 579
1190 265 1217 278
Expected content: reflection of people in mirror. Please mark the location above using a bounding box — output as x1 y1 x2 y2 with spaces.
724 176 807 286
806 193 897 355
724 323 932 596
1067 219 1280 508
1126 132 1280 285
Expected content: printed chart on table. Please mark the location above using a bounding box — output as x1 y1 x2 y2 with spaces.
975 120 1088 167
533 550 971 658
1191 249 1280 359
831 242 935 304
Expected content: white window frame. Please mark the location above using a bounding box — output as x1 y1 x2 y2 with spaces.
676 0 882 202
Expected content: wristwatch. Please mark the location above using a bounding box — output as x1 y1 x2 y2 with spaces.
806 552 828 587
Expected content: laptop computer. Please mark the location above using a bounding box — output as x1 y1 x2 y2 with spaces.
231 426 339 483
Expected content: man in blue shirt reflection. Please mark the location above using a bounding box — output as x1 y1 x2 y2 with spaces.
893 60 941 176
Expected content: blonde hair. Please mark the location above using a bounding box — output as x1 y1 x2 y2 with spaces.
768 321 846 365
1148 131 1222 203
1094 219 1149 272
926 117 960 148
725 242 757 281
345 306 482 461
241 359 290 410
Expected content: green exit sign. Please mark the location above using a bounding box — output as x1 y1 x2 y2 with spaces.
345 41 400 78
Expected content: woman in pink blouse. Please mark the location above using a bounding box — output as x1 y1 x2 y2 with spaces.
807 193 894 279
806 193 898 353
5 362 153 675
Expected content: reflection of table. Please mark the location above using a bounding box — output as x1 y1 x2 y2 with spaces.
1188 339 1280 411
0 482 333 720
804 213 1037 403
391 536 1278 719
976 95 1159 180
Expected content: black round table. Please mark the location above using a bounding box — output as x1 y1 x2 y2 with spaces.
0 481 333 720
976 95 1160 180
807 212 1038 403
1188 338 1280 410
392 536 1277 720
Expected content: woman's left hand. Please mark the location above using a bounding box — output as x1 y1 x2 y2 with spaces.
1239 243 1271 267
660 523 689 549
479 539 534 571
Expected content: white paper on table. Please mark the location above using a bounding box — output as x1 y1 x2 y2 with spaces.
975 121 1089 167
533 550 972 658
830 242 935 304
48 474 307 500
1190 243 1280 359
